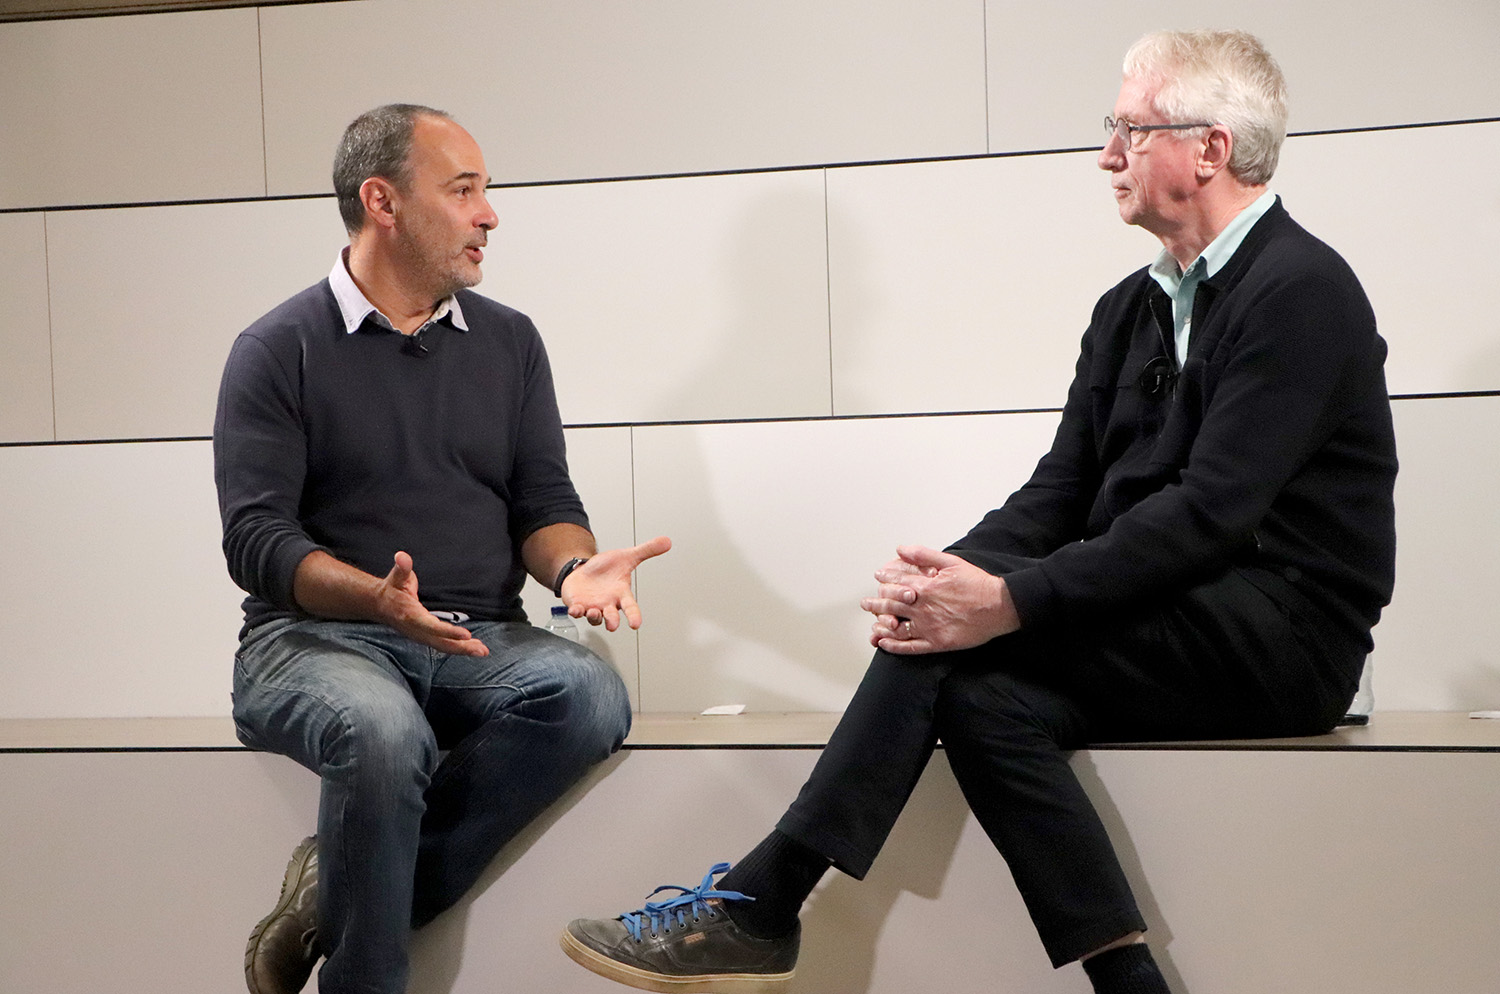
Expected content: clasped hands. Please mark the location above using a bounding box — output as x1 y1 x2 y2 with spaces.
861 545 1019 655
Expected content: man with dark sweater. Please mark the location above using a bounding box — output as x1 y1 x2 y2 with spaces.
561 29 1395 994
216 104 670 994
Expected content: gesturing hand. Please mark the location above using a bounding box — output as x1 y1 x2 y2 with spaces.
377 551 490 657
561 535 673 631
859 545 1019 655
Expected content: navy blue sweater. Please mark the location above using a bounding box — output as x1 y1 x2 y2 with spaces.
214 281 588 636
949 200 1397 654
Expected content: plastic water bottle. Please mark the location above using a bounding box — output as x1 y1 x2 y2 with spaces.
1342 656 1373 724
544 605 579 642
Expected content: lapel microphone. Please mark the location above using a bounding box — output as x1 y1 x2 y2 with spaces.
1142 288 1181 398
401 328 430 358
1138 354 1177 397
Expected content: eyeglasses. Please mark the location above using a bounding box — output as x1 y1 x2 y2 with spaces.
1104 116 1214 152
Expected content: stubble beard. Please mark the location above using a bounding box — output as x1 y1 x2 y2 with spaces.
396 222 483 302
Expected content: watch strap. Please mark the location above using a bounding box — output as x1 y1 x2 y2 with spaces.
552 557 590 598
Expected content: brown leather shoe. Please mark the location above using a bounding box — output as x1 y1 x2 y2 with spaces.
245 836 320 994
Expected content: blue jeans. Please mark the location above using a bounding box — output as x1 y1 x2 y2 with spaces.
232 618 632 994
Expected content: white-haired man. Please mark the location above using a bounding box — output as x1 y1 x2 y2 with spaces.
561 29 1396 994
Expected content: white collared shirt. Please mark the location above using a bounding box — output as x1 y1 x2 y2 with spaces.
327 248 470 336
1148 190 1277 367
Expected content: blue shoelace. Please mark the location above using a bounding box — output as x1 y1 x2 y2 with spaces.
617 862 753 942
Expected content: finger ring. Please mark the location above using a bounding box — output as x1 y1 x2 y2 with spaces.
901 619 914 639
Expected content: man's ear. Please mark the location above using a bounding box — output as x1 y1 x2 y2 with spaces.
359 176 399 230
1198 125 1233 179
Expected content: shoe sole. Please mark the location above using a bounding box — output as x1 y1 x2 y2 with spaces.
560 929 793 994
244 837 318 994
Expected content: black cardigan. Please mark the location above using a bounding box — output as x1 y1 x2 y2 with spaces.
949 199 1397 653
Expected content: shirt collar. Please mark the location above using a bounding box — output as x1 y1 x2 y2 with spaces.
1149 189 1278 290
328 247 469 335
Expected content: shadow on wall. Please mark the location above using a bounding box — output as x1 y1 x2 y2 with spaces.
1071 752 1183 994
633 184 1020 716
791 754 971 994
405 750 630 994
631 181 900 712
405 749 979 994
396 746 1181 994
1452 663 1500 715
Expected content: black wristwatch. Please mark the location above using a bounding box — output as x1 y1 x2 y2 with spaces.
552 557 590 598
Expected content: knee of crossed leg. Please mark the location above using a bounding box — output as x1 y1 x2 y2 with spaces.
934 669 1052 751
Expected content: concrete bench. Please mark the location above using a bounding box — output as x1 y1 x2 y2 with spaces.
3 713 1497 994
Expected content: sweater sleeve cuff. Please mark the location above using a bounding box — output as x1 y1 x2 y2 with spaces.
997 565 1060 631
945 546 1059 631
265 535 325 613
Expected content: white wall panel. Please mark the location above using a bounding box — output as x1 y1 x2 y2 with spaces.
260 0 986 194
5 744 1498 994
1 0 1494 725
0 441 242 719
0 8 264 210
987 0 1500 155
631 413 1060 712
1374 397 1500 712
489 170 831 424
1275 123 1500 395
0 428 639 722
827 151 1149 416
0 212 52 442
520 426 646 703
47 198 349 440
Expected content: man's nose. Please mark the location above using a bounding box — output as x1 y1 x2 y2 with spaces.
1098 132 1126 171
476 193 498 229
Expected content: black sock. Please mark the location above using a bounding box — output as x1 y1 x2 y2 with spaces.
715 830 830 939
1081 943 1170 994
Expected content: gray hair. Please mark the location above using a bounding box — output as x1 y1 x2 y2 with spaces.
333 103 451 234
1123 30 1288 185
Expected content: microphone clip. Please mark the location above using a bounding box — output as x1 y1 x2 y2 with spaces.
401 330 430 358
1138 355 1177 397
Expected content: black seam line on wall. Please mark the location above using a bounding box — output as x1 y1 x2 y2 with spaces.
255 7 269 198
42 213 57 440
980 0 990 155
1390 391 1500 402
822 169 835 416
0 0 345 26
0 191 330 216
0 435 210 448
4 116 1498 217
2 391 1498 448
1292 117 1500 138
627 424 644 705
5 741 1496 755
0 742 829 754
566 407 1066 430
0 746 250 755
1085 742 1500 754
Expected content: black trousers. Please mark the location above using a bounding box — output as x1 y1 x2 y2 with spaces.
776 561 1362 967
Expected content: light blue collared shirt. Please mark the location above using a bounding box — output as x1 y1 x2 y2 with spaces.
327 248 469 336
1148 190 1277 367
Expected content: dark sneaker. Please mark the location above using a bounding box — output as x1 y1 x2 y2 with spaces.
245 836 320 994
561 862 798 993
